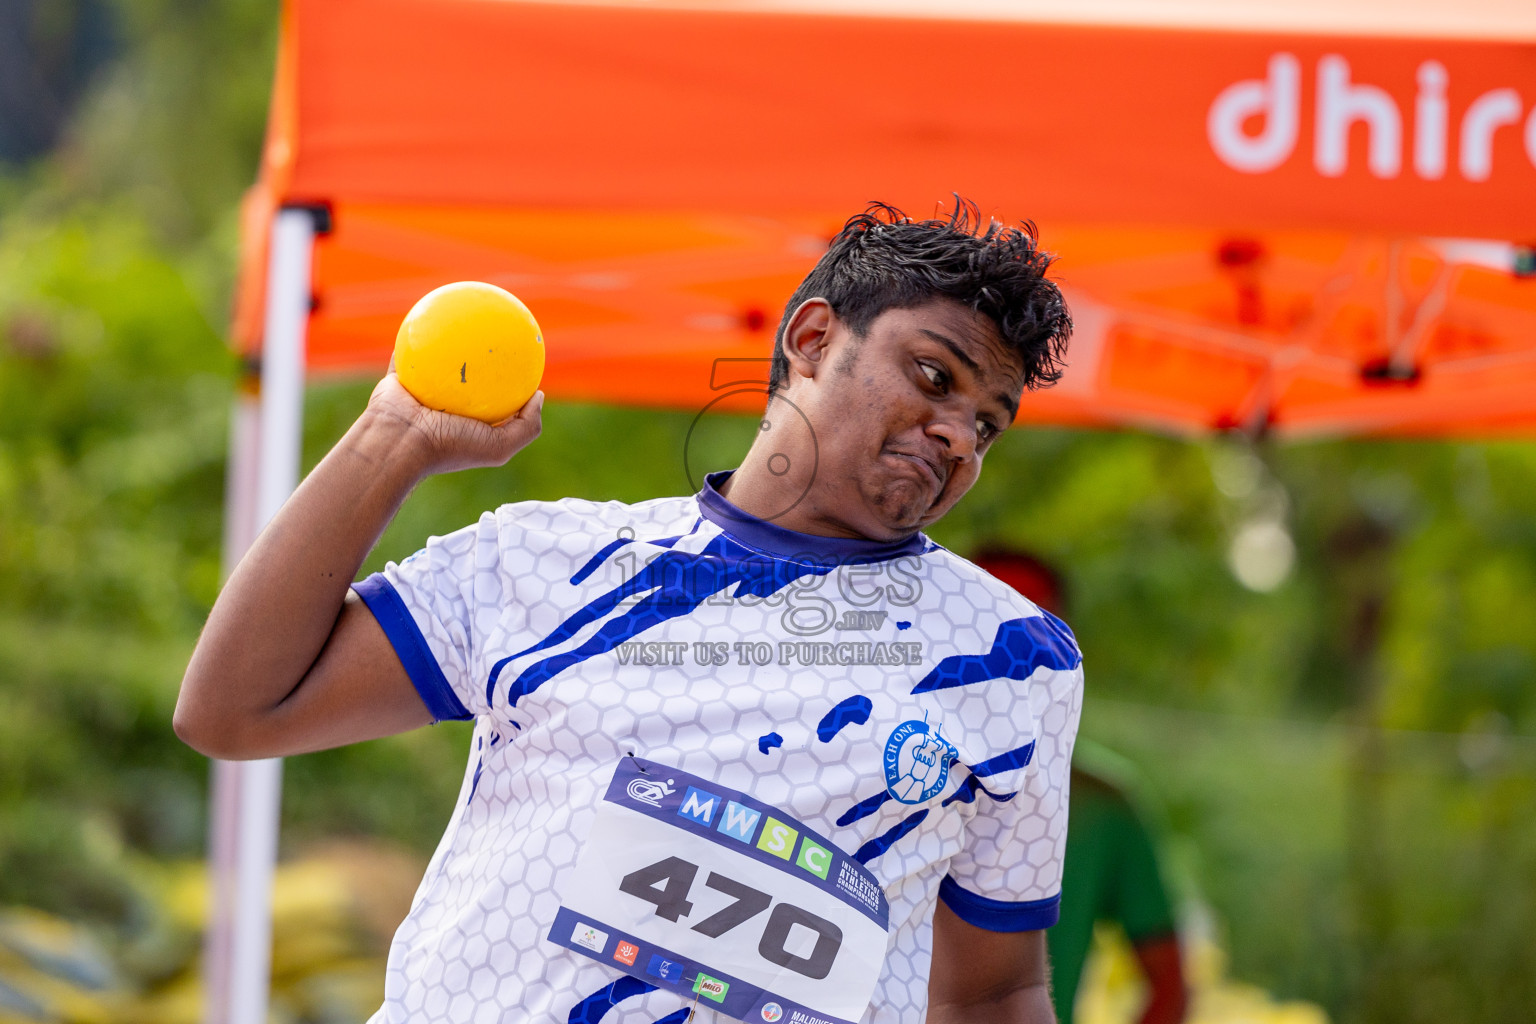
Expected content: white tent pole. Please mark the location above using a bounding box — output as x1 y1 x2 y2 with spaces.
202 382 260 1024
203 206 316 1024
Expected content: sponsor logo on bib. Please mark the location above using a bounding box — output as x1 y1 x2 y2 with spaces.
571 922 608 952
646 954 683 983
627 776 676 807
694 973 730 1002
761 1002 784 1021
882 719 956 805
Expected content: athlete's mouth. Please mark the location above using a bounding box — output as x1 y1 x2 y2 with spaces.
883 449 946 494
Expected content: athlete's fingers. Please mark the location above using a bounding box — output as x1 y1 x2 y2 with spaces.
490 389 544 429
363 375 543 474
482 390 544 460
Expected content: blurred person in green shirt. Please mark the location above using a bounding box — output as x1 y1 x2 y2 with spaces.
975 550 1189 1024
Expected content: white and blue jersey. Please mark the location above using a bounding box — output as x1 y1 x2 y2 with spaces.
354 471 1083 1024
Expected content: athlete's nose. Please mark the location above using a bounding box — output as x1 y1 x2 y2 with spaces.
927 409 979 462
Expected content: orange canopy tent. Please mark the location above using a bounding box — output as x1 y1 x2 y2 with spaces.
236 0 1536 437
209 4 1536 1024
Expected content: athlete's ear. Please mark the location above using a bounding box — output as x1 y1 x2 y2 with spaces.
780 298 835 383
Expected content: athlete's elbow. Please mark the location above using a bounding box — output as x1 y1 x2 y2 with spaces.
173 687 261 761
175 718 269 761
173 703 226 758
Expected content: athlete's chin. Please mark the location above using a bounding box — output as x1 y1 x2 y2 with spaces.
865 482 939 535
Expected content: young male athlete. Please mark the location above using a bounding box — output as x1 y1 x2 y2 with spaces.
177 203 1082 1024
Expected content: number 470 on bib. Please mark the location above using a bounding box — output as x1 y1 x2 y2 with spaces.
620 856 843 980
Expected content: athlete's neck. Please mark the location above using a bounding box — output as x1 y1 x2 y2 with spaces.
722 450 919 544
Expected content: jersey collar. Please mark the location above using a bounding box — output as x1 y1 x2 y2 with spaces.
697 470 929 564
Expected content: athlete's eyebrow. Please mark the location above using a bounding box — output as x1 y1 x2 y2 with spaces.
920 328 979 374
920 328 1019 424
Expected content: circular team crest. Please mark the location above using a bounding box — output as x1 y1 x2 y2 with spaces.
760 1003 784 1022
883 718 957 805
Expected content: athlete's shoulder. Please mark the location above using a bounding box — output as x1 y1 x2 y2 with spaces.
919 547 1082 661
487 492 701 539
918 547 1069 620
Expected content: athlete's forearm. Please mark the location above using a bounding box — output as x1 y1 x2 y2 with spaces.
928 981 1055 1024
175 406 434 757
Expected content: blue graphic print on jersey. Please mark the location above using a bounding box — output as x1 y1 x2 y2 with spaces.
910 614 1080 695
835 741 1036 851
567 977 657 1024
972 740 1037 777
569 521 702 587
569 537 633 586
757 732 783 754
836 789 891 827
853 809 929 864
487 533 836 707
816 695 874 742
835 741 1035 859
828 614 1064 856
942 774 1017 808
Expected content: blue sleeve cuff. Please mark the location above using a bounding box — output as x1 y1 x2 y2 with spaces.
353 574 474 722
939 876 1060 932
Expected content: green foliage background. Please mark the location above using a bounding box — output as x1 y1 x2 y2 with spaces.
1 2 1533 1021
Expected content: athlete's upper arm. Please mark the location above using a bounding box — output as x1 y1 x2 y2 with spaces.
222 509 522 758
928 900 1054 1023
216 590 435 759
926 597 1082 1021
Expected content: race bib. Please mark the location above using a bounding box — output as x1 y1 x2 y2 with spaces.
549 757 890 1024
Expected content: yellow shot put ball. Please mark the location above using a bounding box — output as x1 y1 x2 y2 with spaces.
393 281 546 423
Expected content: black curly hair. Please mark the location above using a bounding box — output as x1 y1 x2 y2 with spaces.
767 198 1072 399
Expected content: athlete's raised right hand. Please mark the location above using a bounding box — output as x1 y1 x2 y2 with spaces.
366 370 545 477
176 370 545 760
